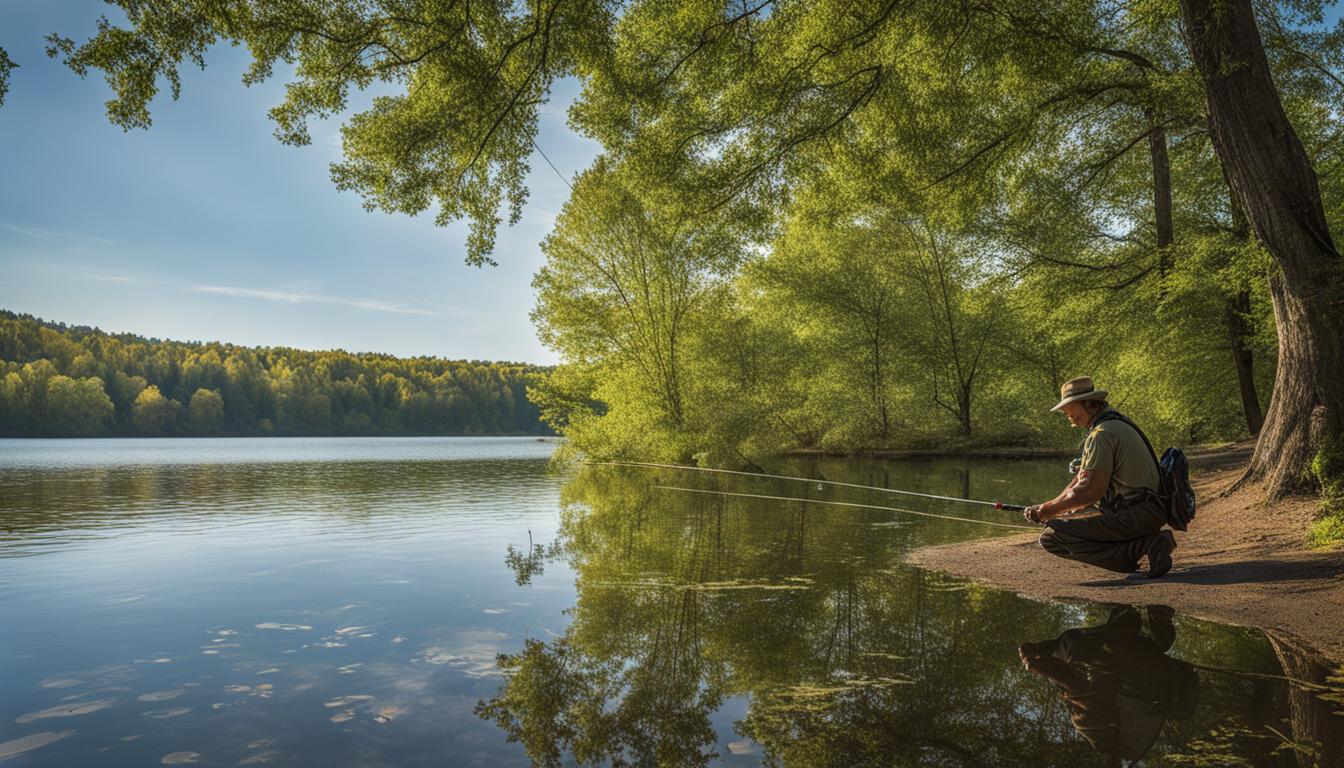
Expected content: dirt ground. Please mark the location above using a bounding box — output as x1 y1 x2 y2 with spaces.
905 444 1344 661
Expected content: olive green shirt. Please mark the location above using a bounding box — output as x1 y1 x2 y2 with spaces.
1079 409 1161 499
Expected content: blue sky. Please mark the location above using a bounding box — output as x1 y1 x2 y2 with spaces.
0 2 599 363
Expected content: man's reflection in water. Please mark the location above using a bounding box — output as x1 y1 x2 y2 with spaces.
1019 605 1199 767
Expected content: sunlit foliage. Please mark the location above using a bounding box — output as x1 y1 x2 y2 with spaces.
0 310 549 437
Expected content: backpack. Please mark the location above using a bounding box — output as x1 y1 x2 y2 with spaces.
1092 411 1197 531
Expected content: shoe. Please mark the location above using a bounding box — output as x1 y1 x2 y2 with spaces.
1146 530 1176 579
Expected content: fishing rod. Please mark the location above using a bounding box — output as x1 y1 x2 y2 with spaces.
585 460 1030 512
659 486 1038 531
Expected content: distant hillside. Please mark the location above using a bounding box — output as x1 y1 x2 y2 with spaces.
0 310 552 438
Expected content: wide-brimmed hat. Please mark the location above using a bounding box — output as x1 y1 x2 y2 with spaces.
1050 376 1109 412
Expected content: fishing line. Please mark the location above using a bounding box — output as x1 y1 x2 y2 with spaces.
586 460 1028 511
532 137 574 190
659 485 1039 531
1186 662 1344 694
596 468 1344 694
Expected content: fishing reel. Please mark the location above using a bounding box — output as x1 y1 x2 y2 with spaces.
1068 458 1082 476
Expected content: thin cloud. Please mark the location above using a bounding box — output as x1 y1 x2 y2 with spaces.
0 222 119 247
194 284 441 316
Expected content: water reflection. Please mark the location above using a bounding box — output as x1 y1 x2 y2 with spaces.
483 464 1344 767
4 441 1340 766
1018 605 1197 766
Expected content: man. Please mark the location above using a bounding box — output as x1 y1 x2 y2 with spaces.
1023 377 1176 579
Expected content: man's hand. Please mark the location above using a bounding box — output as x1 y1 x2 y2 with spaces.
1018 642 1046 669
1023 505 1048 524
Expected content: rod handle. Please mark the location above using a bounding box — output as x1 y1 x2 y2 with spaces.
995 502 1026 512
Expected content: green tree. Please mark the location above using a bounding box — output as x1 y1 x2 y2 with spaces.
532 161 740 459
754 204 913 444
44 375 115 436
108 371 149 427
186 387 225 435
131 385 181 436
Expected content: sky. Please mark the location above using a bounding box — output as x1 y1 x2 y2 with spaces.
0 2 600 364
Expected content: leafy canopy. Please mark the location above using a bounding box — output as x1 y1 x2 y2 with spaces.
46 0 617 266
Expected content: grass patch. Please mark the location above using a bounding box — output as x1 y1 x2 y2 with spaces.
1309 435 1344 547
1308 514 1344 547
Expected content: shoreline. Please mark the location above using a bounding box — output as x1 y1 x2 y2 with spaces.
905 447 1344 661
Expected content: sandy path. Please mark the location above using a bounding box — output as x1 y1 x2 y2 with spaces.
906 459 1344 660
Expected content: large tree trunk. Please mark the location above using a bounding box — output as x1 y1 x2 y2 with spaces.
1180 0 1344 498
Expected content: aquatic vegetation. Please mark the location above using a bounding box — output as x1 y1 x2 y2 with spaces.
16 699 117 723
373 706 405 724
0 731 75 760
760 676 918 710
142 707 192 718
137 690 188 702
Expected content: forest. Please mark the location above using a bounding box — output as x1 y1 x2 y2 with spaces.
0 310 549 437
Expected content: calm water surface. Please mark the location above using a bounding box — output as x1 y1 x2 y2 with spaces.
1 438 1340 767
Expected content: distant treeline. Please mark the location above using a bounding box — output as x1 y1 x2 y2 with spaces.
0 310 551 437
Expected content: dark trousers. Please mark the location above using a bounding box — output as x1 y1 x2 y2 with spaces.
1039 498 1167 573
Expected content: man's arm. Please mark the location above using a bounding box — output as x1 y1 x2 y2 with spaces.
1024 469 1111 522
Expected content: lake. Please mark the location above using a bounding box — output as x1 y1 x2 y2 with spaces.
1 438 1339 766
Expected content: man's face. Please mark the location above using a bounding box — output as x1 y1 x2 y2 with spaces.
1060 401 1091 428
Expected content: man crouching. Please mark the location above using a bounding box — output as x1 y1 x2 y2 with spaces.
1023 377 1176 579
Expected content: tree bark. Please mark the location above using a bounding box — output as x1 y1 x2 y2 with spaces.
1222 175 1265 438
1225 288 1263 436
958 384 972 437
1147 109 1174 257
1180 0 1344 497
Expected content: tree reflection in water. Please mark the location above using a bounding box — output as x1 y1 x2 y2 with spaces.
479 464 1344 767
